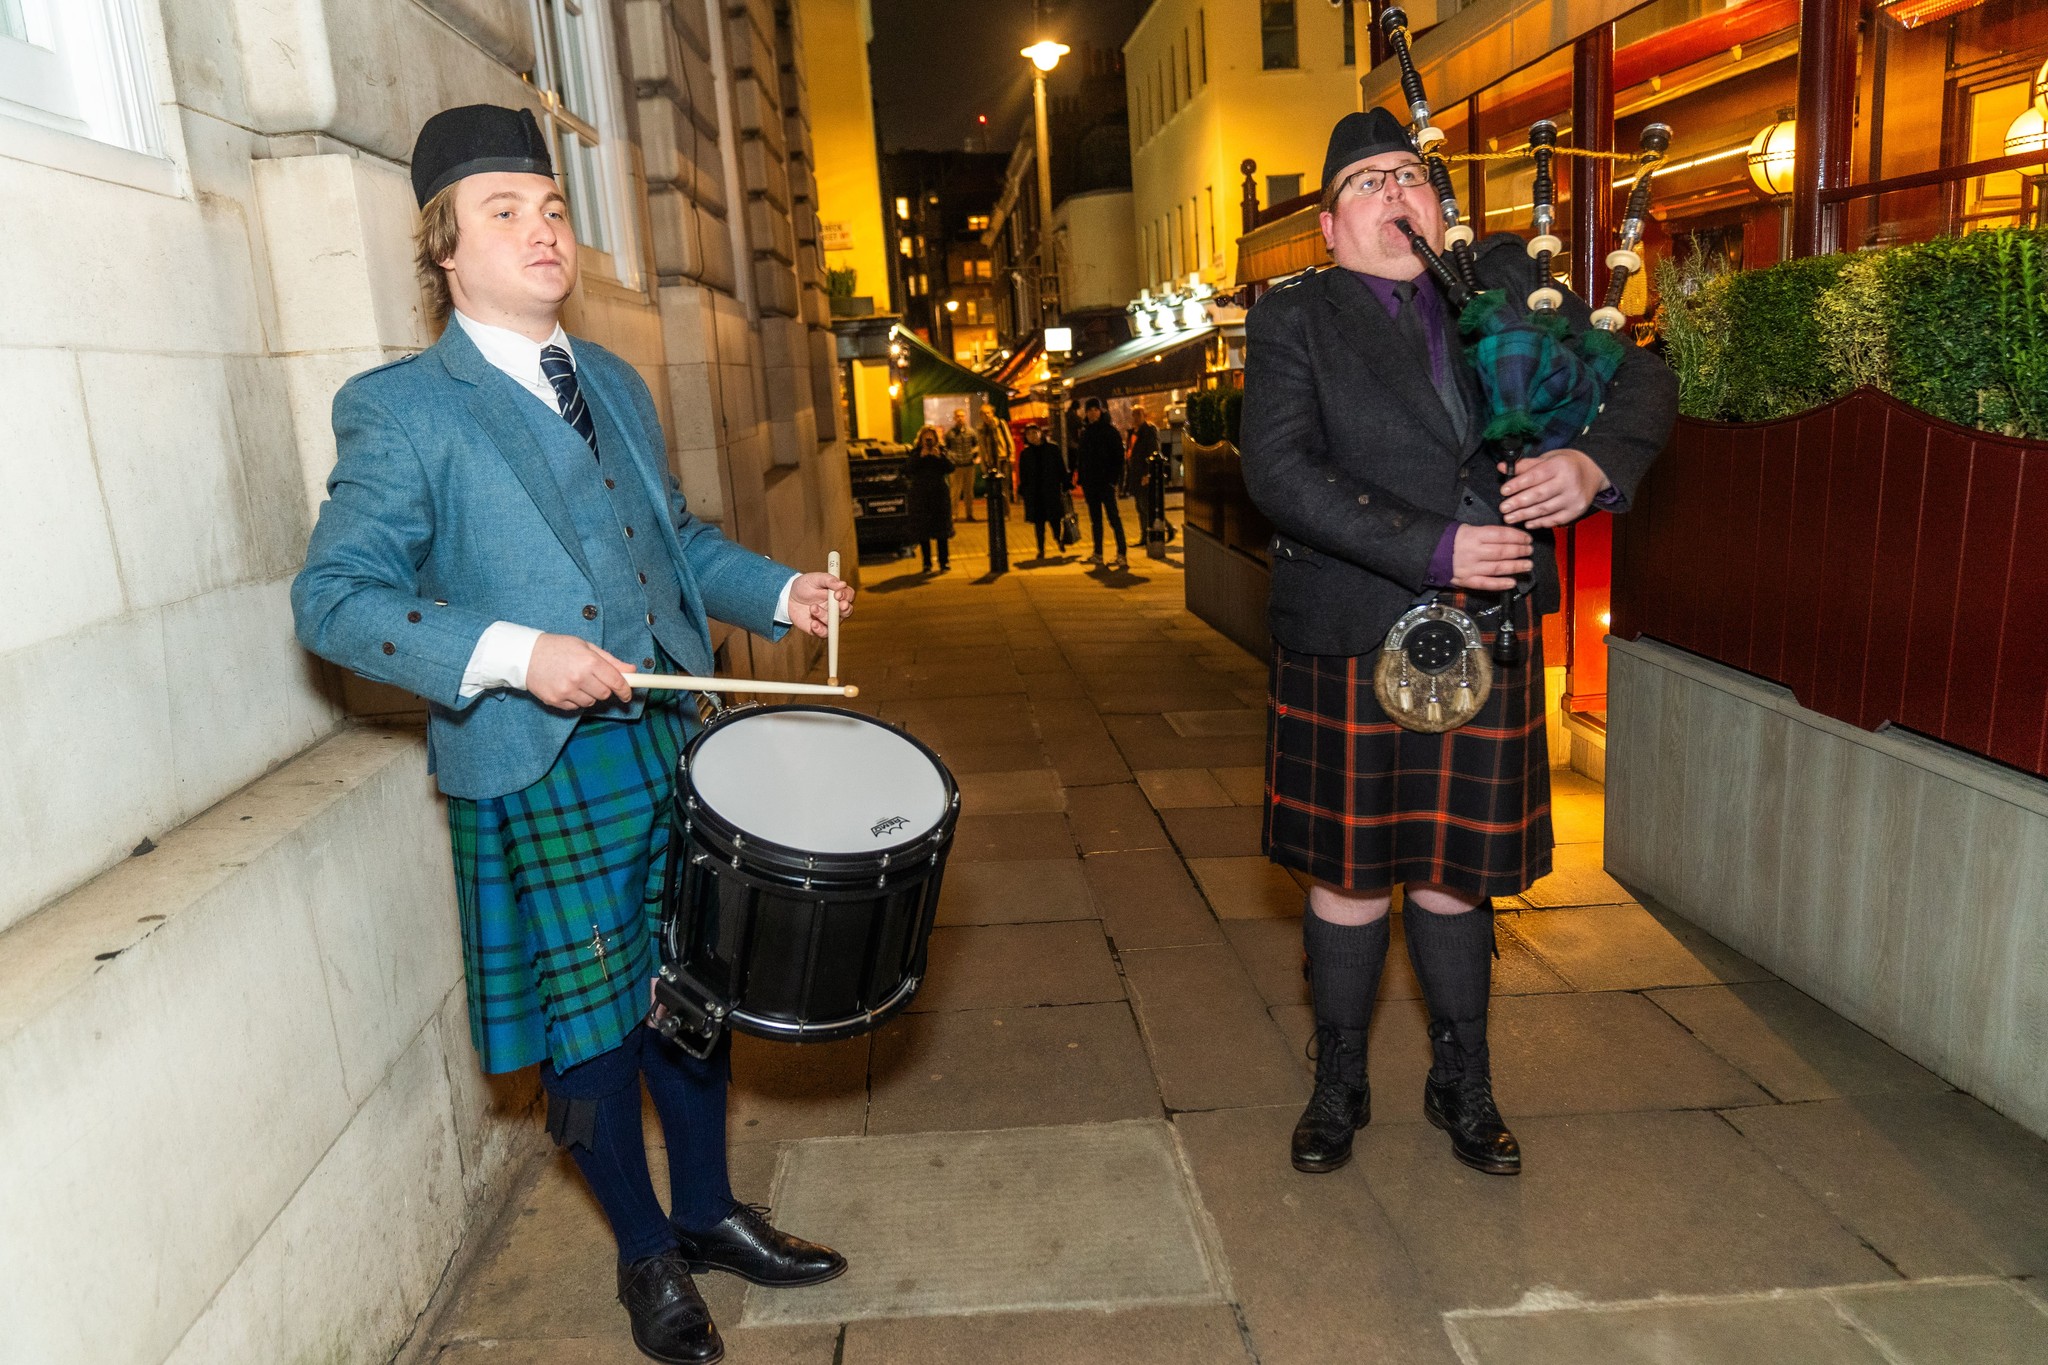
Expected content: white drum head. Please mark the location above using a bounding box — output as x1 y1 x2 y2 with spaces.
688 709 950 855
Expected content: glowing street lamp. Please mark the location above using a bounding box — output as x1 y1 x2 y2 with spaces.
1021 40 1069 328
1021 40 1069 72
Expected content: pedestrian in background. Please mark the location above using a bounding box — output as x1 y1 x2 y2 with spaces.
1129 403 1164 540
907 424 954 573
1016 421 1071 561
944 407 981 522
1074 397 1128 569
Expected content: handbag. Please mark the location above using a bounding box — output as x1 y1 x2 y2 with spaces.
1058 489 1081 548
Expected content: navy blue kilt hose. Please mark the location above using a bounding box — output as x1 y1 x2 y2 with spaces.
1264 592 1553 897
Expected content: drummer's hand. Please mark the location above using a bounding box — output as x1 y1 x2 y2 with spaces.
1499 449 1610 529
1450 525 1534 592
528 634 635 709
788 572 854 639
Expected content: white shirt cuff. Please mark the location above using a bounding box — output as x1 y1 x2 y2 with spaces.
774 573 798 626
460 621 545 698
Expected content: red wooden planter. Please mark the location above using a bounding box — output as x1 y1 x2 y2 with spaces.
1612 388 2048 781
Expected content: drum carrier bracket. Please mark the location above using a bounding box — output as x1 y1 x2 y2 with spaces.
650 965 729 1059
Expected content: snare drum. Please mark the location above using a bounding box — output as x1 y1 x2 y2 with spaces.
651 704 958 1057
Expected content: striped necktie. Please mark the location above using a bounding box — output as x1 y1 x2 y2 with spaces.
539 343 599 459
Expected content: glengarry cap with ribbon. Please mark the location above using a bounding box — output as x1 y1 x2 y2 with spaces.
410 104 555 207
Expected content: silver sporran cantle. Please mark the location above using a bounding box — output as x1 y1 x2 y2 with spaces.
1373 598 1493 733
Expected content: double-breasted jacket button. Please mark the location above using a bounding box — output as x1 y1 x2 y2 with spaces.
638 572 647 584
604 478 616 489
623 526 635 538
381 642 396 655
406 610 421 622
645 612 656 625
1356 494 1370 505
582 605 599 620
642 657 655 669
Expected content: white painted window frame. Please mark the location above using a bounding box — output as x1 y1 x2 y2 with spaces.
0 0 176 197
529 0 642 288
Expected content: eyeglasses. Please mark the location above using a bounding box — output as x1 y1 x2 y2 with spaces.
1337 163 1431 200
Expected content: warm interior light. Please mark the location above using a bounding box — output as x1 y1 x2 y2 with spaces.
1599 611 1612 628
887 382 901 397
1021 40 1069 72
1746 117 1796 197
2006 106 2048 170
945 299 960 312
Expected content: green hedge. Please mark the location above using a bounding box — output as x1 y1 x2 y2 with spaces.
1656 228 2048 440
1184 387 1243 447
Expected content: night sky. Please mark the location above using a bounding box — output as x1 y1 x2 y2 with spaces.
869 0 1149 153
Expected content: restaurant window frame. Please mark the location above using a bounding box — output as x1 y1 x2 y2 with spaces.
530 0 639 282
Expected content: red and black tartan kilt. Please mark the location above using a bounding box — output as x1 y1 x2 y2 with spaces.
1263 592 1553 897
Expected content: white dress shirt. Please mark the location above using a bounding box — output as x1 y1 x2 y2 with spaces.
449 310 796 696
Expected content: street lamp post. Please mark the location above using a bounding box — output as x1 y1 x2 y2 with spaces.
1021 40 1068 329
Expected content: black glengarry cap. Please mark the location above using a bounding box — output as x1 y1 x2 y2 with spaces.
411 104 554 207
1320 107 1418 196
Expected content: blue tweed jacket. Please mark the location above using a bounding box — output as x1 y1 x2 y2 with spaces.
292 321 794 799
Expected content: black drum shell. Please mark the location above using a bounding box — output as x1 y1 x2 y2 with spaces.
658 705 959 1047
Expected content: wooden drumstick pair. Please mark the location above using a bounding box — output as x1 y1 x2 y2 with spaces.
624 549 857 699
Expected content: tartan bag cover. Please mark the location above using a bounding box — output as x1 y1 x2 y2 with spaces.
447 697 691 1074
1264 592 1554 896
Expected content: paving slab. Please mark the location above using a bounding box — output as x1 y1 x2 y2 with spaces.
1725 1094 2048 1277
1120 945 1311 1111
1510 901 1775 991
1550 788 1605 844
935 857 1094 926
1223 918 1309 1009
955 767 1065 815
730 1032 871 1142
840 1303 1253 1365
1519 840 1637 908
1449 1294 1893 1365
1081 847 1224 949
911 921 1124 1013
1161 804 1266 858
931 739 1059 775
1359 1110 1892 1305
1163 709 1267 737
1106 713 1265 770
1134 766 1233 809
1064 782 1171 853
1484 991 1772 1116
1188 856 1301 919
1211 765 1266 805
1647 981 1951 1103
1023 670 1089 701
1040 731 1133 787
742 1121 1222 1326
948 812 1077 862
1835 1280 2048 1365
1174 1106 1465 1365
867 1003 1161 1134
433 1325 839 1364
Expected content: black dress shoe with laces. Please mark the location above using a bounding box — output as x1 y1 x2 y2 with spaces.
618 1251 723 1364
1423 1019 1521 1175
1291 1023 1371 1172
675 1203 847 1287
1291 1079 1370 1172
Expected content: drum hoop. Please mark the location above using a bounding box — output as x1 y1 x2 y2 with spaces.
679 703 961 873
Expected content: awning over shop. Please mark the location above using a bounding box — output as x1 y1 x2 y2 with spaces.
1061 327 1215 402
1236 208 1329 286
1358 0 1647 120
894 325 1010 442
984 335 1044 392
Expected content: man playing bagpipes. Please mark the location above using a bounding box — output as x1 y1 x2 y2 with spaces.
1240 102 1677 1178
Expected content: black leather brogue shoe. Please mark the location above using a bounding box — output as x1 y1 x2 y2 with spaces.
1291 1078 1370 1172
675 1203 847 1287
617 1251 723 1364
1422 1020 1521 1176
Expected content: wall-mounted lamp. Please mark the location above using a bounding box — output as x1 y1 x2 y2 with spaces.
1746 115 1796 197
2006 106 2048 171
944 299 960 313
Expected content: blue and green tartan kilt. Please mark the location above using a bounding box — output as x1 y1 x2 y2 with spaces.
447 697 693 1075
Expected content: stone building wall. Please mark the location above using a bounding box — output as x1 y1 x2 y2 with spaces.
0 2 854 1362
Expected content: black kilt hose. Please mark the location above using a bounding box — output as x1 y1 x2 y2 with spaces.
1264 592 1552 896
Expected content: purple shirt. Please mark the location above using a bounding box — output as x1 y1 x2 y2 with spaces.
1351 269 1616 587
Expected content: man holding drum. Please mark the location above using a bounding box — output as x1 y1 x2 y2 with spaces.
292 105 851 1365
1240 110 1675 1179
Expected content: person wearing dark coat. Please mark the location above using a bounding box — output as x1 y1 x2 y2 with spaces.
1015 422 1071 560
906 424 954 572
1072 398 1128 568
1241 108 1676 1182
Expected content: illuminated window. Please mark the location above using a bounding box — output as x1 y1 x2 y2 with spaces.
1261 1 1297 71
899 235 914 257
967 214 990 231
895 196 911 219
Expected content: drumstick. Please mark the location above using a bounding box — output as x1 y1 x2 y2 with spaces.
625 672 860 699
827 550 842 688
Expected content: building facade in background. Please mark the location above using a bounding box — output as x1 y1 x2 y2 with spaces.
799 0 893 315
0 2 857 1362
1125 0 1365 293
883 148 1008 363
